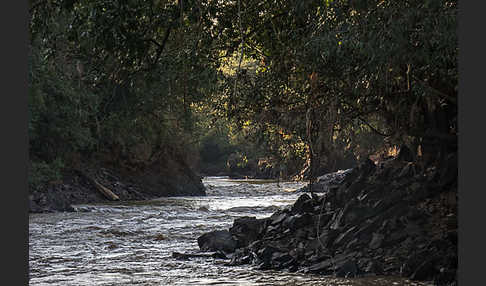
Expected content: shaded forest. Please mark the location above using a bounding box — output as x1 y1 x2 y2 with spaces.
28 0 457 195
28 1 458 284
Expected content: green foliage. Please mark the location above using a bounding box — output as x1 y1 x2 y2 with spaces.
28 0 457 184
211 0 457 171
28 0 222 178
28 158 64 192
29 41 96 163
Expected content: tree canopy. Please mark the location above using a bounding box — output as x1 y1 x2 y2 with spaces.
28 0 457 187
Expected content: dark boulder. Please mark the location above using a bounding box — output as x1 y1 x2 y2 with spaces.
283 213 313 231
291 194 314 214
306 169 354 193
269 211 288 226
229 216 267 248
197 230 237 253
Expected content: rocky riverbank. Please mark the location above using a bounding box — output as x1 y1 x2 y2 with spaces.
196 154 457 285
29 157 206 213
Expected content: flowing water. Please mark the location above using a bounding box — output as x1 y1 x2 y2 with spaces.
29 177 431 286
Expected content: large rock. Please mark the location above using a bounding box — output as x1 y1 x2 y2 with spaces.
229 216 267 248
284 213 313 231
298 169 353 193
291 194 314 214
315 169 353 192
197 230 237 253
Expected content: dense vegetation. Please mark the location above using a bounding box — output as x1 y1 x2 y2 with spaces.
28 0 457 190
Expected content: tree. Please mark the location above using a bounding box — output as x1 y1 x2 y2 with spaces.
211 0 457 175
28 0 222 186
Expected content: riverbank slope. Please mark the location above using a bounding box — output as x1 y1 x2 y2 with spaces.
29 155 206 213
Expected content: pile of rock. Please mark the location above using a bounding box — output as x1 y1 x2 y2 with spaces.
197 155 457 285
298 168 353 193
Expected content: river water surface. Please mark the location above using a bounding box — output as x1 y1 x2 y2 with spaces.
29 177 432 285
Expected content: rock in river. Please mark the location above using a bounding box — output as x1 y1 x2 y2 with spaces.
197 230 238 253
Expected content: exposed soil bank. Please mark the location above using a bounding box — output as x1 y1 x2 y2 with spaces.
29 156 206 213
197 154 457 285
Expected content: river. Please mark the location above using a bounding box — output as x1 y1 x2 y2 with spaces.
29 177 431 285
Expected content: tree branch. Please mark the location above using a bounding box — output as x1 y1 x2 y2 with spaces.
358 116 395 137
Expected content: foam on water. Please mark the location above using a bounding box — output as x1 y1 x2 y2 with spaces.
29 177 431 285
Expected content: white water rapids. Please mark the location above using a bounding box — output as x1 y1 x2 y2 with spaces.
29 177 431 285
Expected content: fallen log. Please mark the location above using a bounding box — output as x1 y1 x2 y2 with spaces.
91 178 120 201
75 170 120 201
